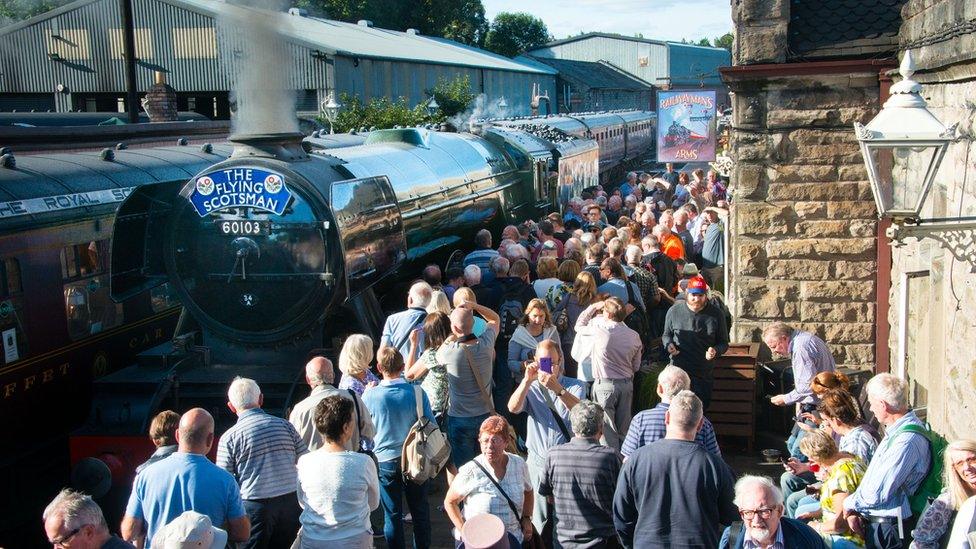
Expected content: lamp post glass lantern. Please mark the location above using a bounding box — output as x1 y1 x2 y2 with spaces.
425 95 439 117
854 51 956 220
322 95 341 134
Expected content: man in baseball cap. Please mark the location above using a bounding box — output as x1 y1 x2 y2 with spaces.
152 511 227 549
661 275 728 410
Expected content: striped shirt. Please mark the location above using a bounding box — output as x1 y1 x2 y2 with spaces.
784 330 835 406
217 408 308 500
843 411 930 518
839 424 878 463
621 402 722 458
538 437 621 546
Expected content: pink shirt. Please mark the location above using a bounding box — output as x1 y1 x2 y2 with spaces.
574 304 642 380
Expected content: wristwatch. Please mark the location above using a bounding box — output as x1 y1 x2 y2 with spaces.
557 388 566 397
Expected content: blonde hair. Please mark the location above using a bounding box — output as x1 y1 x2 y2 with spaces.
427 290 452 314
557 260 580 284
536 256 559 279
338 334 374 377
452 287 476 308
945 440 976 509
572 270 598 307
520 298 552 327
798 429 838 462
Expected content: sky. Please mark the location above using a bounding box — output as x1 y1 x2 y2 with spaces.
482 0 733 43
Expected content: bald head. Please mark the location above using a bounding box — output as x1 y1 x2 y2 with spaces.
177 408 215 454
306 356 333 388
450 306 474 336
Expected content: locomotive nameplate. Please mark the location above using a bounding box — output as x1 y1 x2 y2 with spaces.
188 167 292 217
215 219 270 236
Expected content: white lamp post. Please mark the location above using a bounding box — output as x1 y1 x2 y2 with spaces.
497 97 508 110
425 95 440 118
854 50 968 242
321 94 341 134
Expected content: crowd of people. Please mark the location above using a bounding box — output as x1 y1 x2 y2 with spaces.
38 168 976 549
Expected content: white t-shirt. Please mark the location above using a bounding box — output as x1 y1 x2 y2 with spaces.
453 453 531 542
948 494 976 549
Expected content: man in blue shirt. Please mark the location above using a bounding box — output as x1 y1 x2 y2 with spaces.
363 347 436 549
380 281 431 362
463 229 500 284
507 339 586 533
622 365 721 459
843 374 930 549
122 409 250 548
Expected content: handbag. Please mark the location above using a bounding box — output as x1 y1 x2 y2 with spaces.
402 386 452 484
347 389 377 467
471 460 544 549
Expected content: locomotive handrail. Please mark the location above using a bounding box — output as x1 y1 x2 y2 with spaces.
207 273 334 282
402 173 522 220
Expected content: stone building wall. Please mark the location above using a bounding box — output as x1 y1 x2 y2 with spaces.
889 0 976 438
725 0 882 369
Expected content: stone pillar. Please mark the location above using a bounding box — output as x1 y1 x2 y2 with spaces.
732 0 789 65
143 71 178 122
723 68 882 370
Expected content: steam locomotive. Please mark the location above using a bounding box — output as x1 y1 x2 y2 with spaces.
0 109 653 545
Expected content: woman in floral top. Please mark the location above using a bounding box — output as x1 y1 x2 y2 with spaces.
404 312 451 417
797 429 867 548
910 439 976 548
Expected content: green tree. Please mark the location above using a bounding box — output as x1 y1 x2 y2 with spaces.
483 12 551 58
292 0 487 46
324 75 475 132
0 0 71 23
696 38 712 47
713 32 733 52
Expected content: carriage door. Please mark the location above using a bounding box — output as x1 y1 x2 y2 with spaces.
329 175 406 300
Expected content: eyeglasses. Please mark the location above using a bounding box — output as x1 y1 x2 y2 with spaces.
739 507 776 520
953 456 976 470
51 526 82 547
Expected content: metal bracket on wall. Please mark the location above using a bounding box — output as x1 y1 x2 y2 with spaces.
888 217 976 272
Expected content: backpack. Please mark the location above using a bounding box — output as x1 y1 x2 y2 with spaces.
552 295 570 334
402 386 451 484
623 276 653 359
884 422 949 516
498 298 524 343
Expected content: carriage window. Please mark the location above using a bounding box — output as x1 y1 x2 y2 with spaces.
61 240 123 340
0 258 25 364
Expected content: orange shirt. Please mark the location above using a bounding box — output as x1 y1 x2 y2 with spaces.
661 232 686 260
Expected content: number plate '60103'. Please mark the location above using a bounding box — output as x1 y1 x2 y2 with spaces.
215 220 270 236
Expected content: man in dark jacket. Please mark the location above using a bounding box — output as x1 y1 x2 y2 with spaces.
662 275 729 410
613 390 736 548
719 475 827 549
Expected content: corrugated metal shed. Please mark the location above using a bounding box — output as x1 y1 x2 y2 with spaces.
0 0 555 115
527 33 670 87
665 42 731 87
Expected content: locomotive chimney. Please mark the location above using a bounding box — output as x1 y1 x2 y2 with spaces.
142 71 178 122
229 132 309 162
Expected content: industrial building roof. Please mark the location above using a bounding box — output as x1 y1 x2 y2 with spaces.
1 0 554 74
519 56 654 90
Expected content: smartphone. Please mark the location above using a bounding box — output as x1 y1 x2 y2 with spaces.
539 356 552 374
780 455 790 464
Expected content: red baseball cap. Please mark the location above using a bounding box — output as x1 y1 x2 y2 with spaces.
687 275 708 295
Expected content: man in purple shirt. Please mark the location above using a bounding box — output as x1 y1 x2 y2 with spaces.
575 297 642 452
763 322 836 409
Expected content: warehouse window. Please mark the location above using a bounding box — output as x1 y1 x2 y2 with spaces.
108 28 154 59
45 29 91 61
61 240 123 340
173 28 217 59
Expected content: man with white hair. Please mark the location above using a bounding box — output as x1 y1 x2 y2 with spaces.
217 378 307 549
464 228 500 282
621 365 720 459
613 390 736 548
843 373 931 549
44 488 134 548
289 356 375 452
379 281 431 361
718 476 826 548
123 408 249 548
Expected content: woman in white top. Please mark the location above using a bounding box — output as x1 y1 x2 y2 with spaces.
296 394 379 548
444 415 533 543
532 257 562 300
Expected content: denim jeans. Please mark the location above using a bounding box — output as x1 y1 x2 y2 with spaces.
377 458 431 549
448 413 490 468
